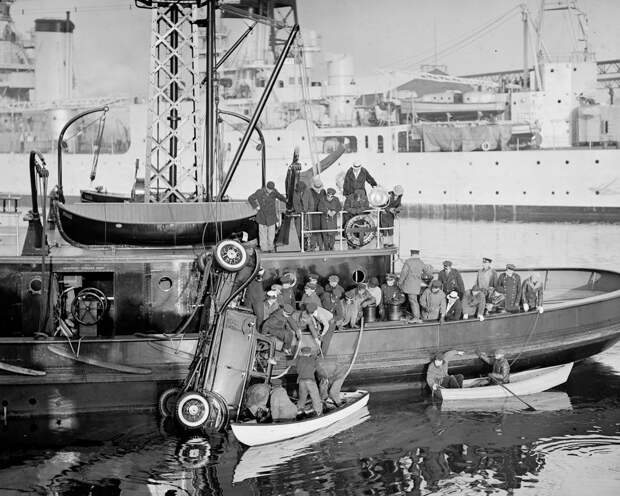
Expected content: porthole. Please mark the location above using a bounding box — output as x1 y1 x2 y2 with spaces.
28 397 37 406
469 191 472 195
595 191 600 195
495 191 499 195
595 159 599 164
158 276 173 292
565 191 570 195
443 190 447 195
536 160 541 165
495 161 499 166
551 191 555 195
565 160 569 165
523 191 527 195
557 99 562 104
418 190 422 194
352 268 366 284
276 136 281 141
29 277 42 294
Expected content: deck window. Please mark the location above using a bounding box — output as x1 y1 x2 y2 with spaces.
318 136 357 153
377 135 384 153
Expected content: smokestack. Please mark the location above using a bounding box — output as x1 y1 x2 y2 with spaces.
34 13 75 101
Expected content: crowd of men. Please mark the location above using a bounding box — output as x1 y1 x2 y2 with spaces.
247 161 404 252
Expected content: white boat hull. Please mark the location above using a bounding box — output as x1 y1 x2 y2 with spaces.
230 390 369 447
440 362 574 400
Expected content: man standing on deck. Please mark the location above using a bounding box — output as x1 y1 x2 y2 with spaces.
399 249 426 323
497 264 522 313
342 161 378 199
248 181 287 252
294 346 323 416
426 350 465 391
476 257 498 292
261 304 301 355
244 267 265 328
318 187 342 250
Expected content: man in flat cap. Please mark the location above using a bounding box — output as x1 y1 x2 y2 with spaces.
497 264 522 313
248 180 287 252
476 257 498 293
301 282 322 311
426 350 465 391
280 272 297 308
476 348 510 385
419 279 447 322
294 346 323 416
306 302 335 352
438 260 465 298
321 275 345 327
318 187 342 250
381 273 406 319
399 249 428 323
261 303 301 355
264 289 280 320
307 273 324 297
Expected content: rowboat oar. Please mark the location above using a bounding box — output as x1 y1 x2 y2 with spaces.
489 376 536 411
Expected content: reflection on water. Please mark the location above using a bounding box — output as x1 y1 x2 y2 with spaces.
1 346 619 495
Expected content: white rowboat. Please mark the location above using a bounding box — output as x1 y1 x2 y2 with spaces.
440 362 574 400
230 390 369 447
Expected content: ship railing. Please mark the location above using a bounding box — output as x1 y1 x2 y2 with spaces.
0 195 21 255
298 208 397 253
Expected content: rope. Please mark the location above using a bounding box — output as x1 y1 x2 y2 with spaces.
509 311 540 368
295 39 319 174
344 317 365 379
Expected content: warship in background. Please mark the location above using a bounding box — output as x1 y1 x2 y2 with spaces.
0 0 619 220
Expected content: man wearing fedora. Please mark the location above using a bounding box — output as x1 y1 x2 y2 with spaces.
342 161 377 199
248 180 287 252
399 249 427 323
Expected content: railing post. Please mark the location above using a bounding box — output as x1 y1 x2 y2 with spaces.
300 212 305 253
339 210 343 251
376 208 381 249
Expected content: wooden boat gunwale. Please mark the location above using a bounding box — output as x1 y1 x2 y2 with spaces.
230 390 369 446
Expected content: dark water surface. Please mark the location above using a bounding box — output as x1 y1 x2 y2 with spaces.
1 345 619 495
1 220 620 494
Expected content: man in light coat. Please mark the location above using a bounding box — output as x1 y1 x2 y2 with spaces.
398 249 427 323
247 181 287 252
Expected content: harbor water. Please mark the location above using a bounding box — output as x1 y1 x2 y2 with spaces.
1 217 619 495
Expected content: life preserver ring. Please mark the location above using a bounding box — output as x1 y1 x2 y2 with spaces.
481 141 491 152
344 214 377 248
214 239 247 272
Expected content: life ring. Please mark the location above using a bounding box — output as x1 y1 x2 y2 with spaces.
158 387 181 417
481 141 491 152
214 239 247 272
344 214 377 248
176 436 211 469
176 391 210 429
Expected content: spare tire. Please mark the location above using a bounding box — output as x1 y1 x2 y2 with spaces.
214 239 247 272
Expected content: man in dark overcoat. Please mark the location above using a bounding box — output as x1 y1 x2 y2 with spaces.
496 263 522 313
342 161 377 198
318 187 342 250
247 181 287 252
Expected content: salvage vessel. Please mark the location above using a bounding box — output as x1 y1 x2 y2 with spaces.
1 0 620 424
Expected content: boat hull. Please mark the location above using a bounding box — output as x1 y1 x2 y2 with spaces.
439 362 574 400
55 201 258 246
1 265 620 418
230 390 370 446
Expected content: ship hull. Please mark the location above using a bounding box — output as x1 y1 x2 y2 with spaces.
2 264 620 418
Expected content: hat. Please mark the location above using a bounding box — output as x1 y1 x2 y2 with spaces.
434 352 445 361
300 346 312 354
448 290 458 299
271 378 283 387
506 263 516 270
410 249 420 255
312 176 323 188
393 185 404 196
443 260 452 267
266 181 275 189
430 280 442 288
345 289 356 299
258 266 265 275
357 282 368 289
326 187 336 195
482 257 492 263
282 304 294 314
266 290 278 297
352 162 361 168
369 277 379 287
271 284 282 292
281 273 293 284
386 273 396 280
328 275 340 283
494 348 506 357
308 273 319 281
306 302 318 313
304 282 317 291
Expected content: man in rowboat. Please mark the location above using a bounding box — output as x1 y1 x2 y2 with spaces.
426 350 465 391
294 346 323 416
477 349 510 384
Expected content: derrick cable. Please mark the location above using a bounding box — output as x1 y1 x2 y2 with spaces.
295 38 319 175
381 5 520 71
403 13 517 70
